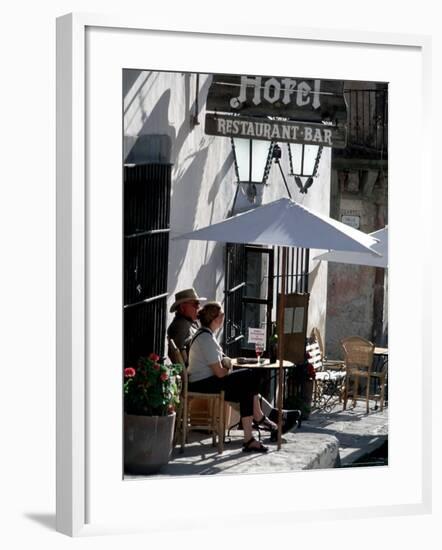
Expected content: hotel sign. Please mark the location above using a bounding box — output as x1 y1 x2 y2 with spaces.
205 114 346 148
205 74 347 147
206 74 347 123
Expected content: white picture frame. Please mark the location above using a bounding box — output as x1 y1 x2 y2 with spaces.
56 13 432 537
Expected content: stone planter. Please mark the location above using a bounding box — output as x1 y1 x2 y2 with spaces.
124 412 176 474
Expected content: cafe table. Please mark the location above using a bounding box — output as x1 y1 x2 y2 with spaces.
231 357 295 370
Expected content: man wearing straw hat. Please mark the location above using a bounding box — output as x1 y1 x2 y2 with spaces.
167 288 206 361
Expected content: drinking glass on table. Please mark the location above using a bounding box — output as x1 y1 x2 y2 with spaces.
255 343 264 364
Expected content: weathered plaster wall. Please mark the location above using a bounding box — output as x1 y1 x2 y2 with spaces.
326 263 377 358
324 169 388 357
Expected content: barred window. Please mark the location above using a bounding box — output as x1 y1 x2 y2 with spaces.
223 243 309 358
124 164 171 365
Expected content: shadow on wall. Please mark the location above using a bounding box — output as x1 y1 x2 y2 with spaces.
168 74 235 292
123 70 154 113
308 260 321 292
124 70 161 131
191 153 236 299
123 70 236 299
169 145 209 277
124 89 176 164
174 74 212 160
193 257 224 300
171 141 235 293
207 151 235 216
123 69 144 97
123 71 215 183
125 71 213 167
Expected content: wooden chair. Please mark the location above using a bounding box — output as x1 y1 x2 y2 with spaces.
306 332 346 410
168 338 226 454
341 336 386 414
311 327 345 371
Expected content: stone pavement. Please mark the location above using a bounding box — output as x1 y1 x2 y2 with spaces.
305 401 388 466
127 400 388 478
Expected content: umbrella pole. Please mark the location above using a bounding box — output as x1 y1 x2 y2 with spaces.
277 246 287 450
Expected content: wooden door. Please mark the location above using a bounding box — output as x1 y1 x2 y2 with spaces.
279 292 310 364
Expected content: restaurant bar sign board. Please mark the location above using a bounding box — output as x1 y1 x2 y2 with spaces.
205 74 348 148
205 114 346 147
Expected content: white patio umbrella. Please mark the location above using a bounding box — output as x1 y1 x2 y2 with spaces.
175 197 380 448
314 227 388 268
176 198 380 254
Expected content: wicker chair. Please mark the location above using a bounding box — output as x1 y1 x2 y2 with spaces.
168 338 226 454
341 336 386 414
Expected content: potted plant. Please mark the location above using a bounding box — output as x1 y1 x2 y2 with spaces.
123 353 183 474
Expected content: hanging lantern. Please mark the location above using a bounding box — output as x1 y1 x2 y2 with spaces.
231 138 274 203
287 143 323 194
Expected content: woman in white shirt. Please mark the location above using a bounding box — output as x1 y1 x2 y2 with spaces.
188 301 276 453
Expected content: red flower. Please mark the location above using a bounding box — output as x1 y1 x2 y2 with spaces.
124 367 136 378
160 372 169 382
152 363 160 371
149 352 160 362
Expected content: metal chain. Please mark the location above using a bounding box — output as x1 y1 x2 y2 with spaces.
312 145 324 177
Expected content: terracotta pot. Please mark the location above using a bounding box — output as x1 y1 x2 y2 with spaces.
124 412 176 474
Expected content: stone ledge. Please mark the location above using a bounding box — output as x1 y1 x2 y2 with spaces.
124 401 388 478
127 430 340 478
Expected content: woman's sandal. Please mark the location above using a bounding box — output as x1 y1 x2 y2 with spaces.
252 415 277 432
242 437 268 453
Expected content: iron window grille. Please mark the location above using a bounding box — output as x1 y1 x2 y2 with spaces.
223 243 309 358
123 163 171 365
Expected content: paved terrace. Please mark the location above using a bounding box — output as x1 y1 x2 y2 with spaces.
126 400 388 478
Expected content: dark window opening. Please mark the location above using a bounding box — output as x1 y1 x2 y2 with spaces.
123 163 171 365
334 86 388 161
223 243 309 358
275 246 310 295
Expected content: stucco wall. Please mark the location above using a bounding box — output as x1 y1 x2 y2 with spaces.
123 70 331 341
324 172 388 358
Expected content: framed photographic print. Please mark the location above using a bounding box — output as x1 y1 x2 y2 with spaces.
56 13 431 537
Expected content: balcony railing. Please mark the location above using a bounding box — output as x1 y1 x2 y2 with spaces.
337 88 388 159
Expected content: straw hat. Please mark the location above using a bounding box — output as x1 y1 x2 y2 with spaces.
169 288 206 313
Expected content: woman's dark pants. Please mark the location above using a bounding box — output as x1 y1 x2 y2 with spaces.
188 368 262 418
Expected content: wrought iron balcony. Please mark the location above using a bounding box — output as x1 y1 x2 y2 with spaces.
335 87 388 162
